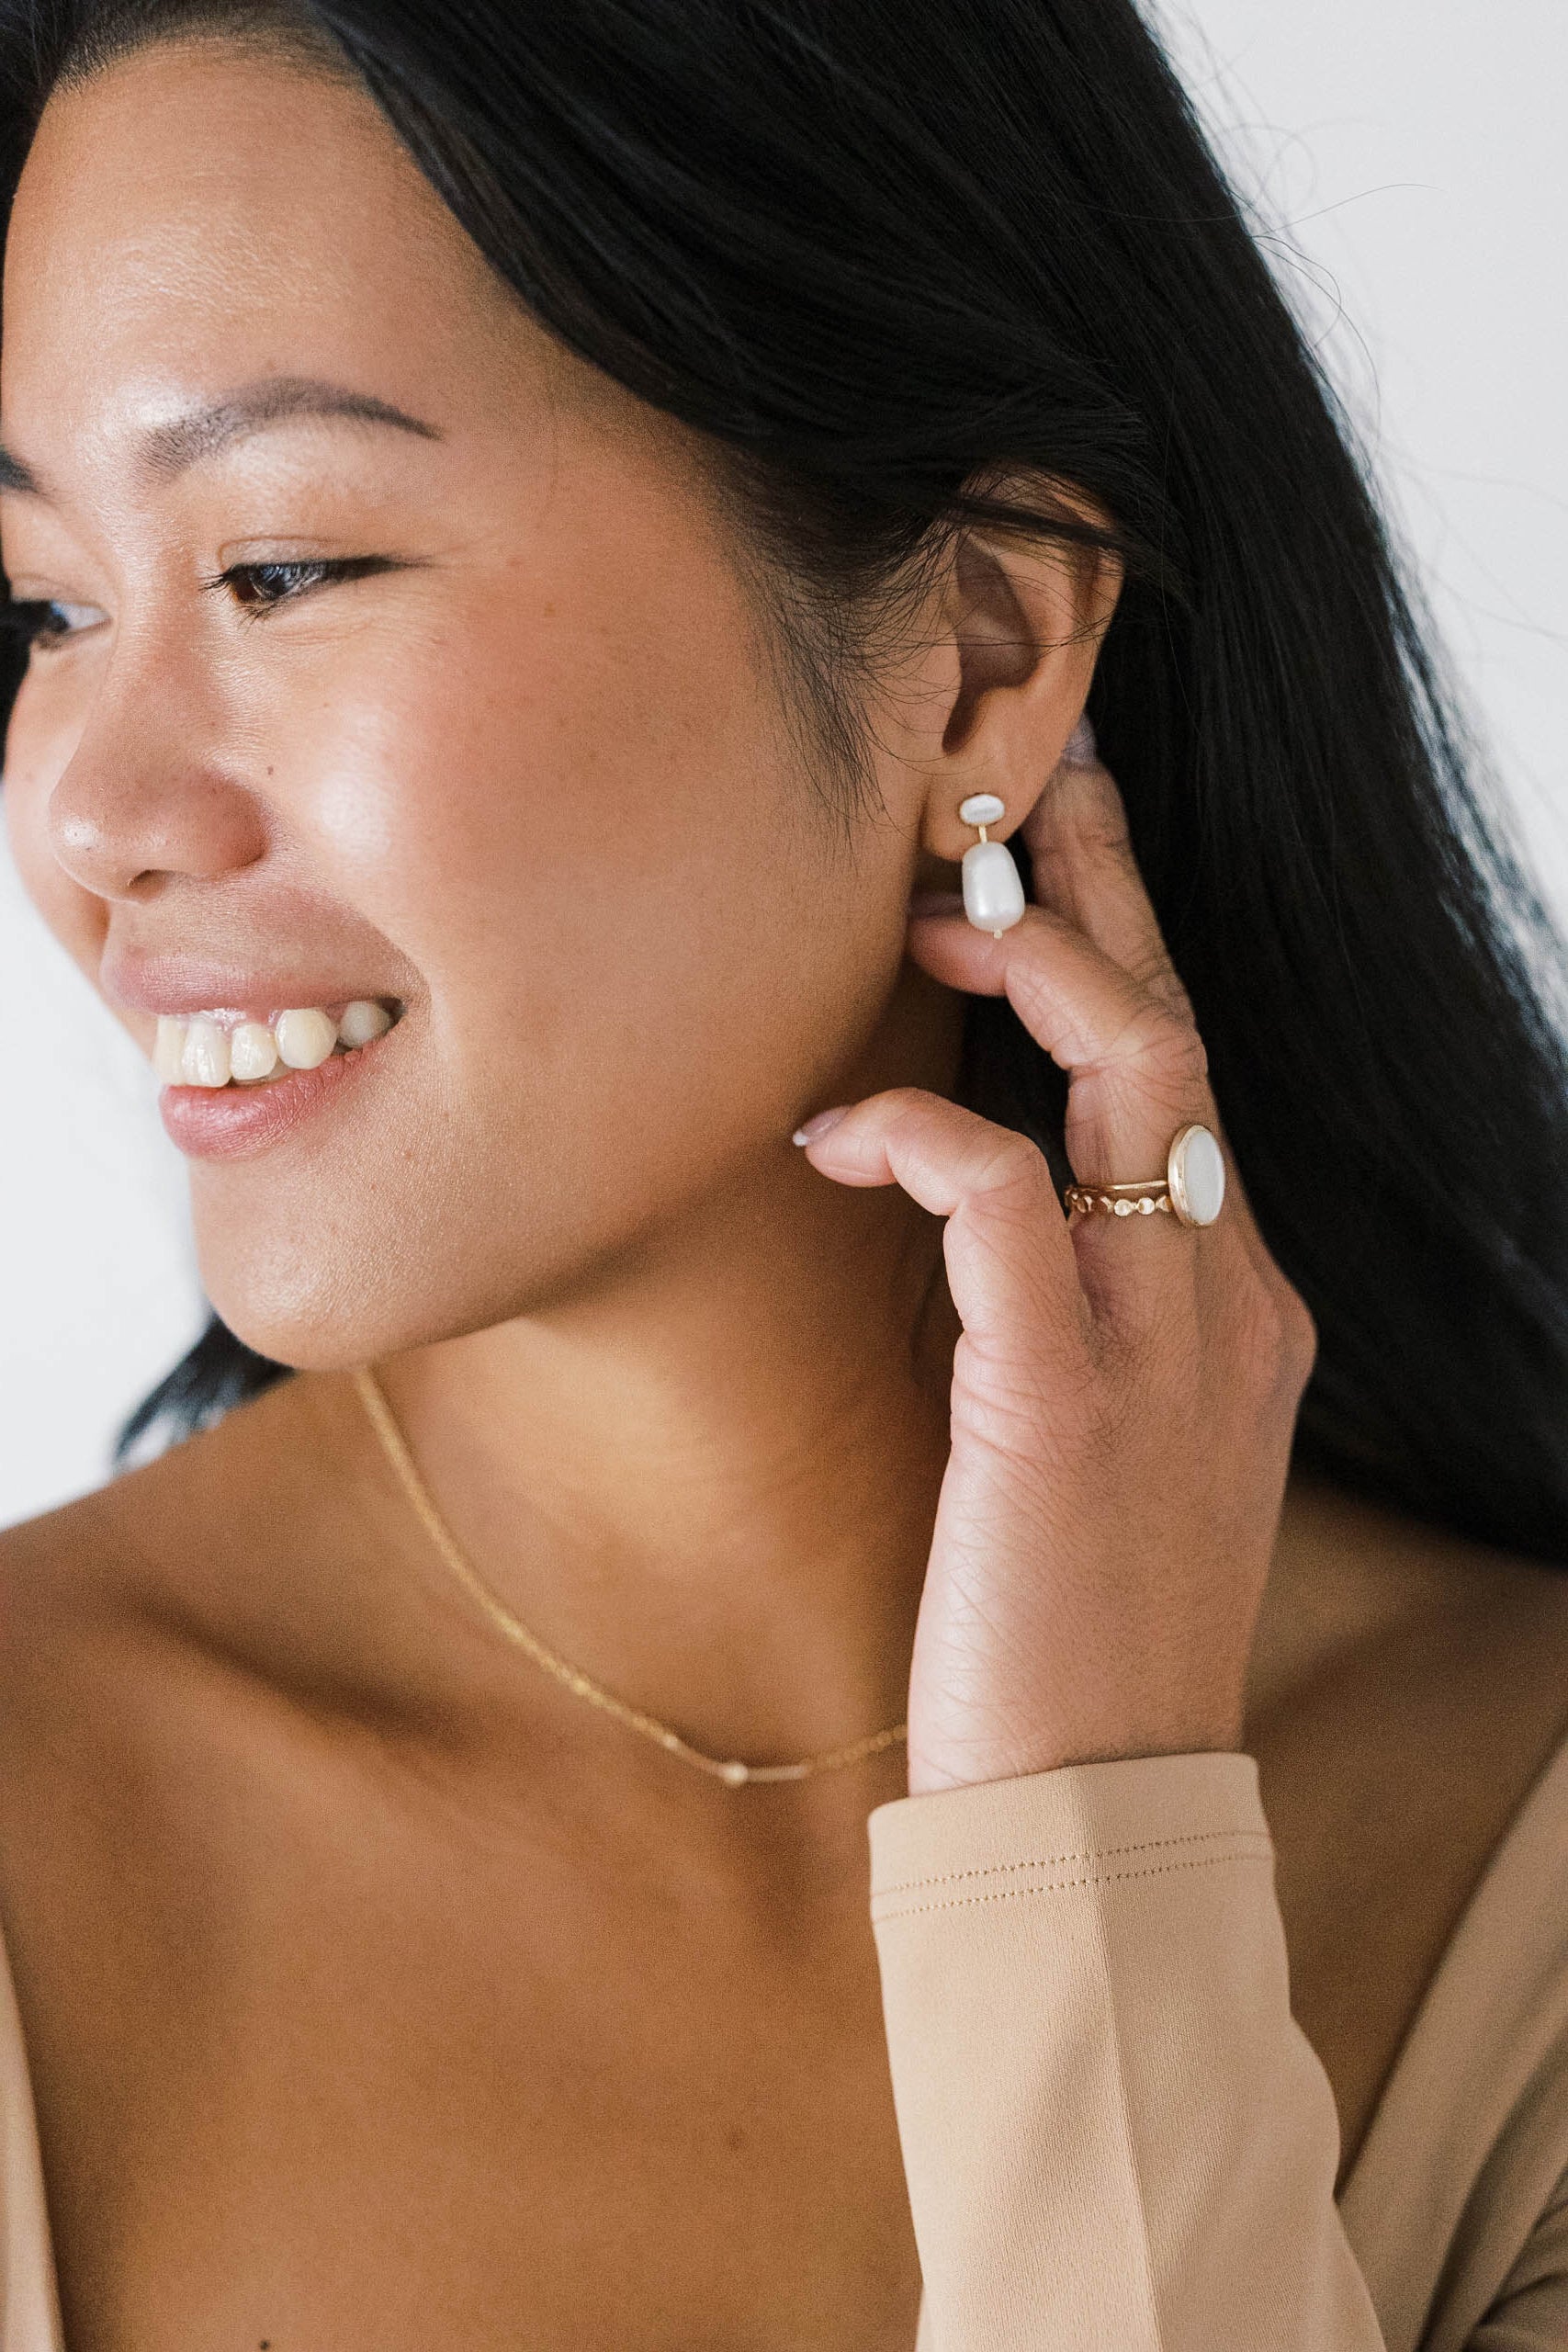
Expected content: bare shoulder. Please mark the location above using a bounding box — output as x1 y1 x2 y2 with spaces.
1249 1474 1568 2174
1250 1471 1568 1770
0 1370 400 1791
0 1375 306 1666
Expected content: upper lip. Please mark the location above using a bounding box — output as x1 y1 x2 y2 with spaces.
101 953 402 1022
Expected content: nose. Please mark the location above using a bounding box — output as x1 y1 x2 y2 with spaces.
45 650 267 904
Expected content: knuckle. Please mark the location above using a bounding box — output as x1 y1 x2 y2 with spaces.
876 1085 943 1123
1096 993 1209 1092
1279 1286 1320 1389
872 1085 951 1148
1140 1004 1209 1086
1131 954 1195 1025
1233 1270 1318 1399
975 1125 1053 1204
1056 760 1134 854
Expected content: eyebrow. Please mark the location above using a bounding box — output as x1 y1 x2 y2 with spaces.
0 374 441 499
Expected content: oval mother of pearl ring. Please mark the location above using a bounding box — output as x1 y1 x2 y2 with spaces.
957 792 1026 936
1066 1122 1227 1228
1166 1122 1226 1225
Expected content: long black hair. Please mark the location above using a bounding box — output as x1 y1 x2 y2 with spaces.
6 0 1568 1562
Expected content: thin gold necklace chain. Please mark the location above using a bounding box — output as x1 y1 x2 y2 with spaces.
352 1364 908 1788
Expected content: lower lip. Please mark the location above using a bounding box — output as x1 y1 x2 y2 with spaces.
158 1023 402 1160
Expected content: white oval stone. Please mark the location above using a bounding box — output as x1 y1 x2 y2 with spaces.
275 1007 338 1069
961 838 1026 934
338 998 393 1048
958 792 1006 829
230 1022 279 1082
180 1018 231 1089
1168 1123 1226 1226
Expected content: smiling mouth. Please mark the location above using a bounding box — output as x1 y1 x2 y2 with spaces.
152 999 406 1088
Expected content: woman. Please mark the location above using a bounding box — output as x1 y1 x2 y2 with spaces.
0 0 1565 2344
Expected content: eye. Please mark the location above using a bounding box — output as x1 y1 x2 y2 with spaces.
0 597 107 650
214 556 397 614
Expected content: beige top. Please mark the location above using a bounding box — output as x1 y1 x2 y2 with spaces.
4 1736 1567 2347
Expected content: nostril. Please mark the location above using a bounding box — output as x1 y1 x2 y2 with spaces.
47 744 269 904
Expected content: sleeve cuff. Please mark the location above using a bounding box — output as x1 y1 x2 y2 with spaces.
869 1747 1271 1924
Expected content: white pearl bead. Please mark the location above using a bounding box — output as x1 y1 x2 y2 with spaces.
275 1008 338 1069
961 838 1026 934
1169 1124 1226 1226
958 792 1006 829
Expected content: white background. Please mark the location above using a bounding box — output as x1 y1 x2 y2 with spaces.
3 0 1566 1527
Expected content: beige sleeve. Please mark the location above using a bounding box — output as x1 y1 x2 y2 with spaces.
1465 2166 1568 2352
869 1750 1386 2352
0 1932 63 2352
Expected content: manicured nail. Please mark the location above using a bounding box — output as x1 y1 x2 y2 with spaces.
908 890 966 918
1062 715 1098 767
793 1106 850 1146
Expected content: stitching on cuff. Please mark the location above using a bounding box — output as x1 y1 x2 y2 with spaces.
871 1842 1273 1922
874 1824 1270 1898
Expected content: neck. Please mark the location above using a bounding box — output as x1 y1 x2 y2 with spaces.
372 1151 960 1775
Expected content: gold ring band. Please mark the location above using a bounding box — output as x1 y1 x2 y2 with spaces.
1065 1123 1227 1229
1066 1186 1175 1219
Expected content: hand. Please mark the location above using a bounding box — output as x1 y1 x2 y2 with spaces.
796 741 1317 1795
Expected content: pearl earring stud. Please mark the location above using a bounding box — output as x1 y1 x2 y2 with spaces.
958 793 1026 938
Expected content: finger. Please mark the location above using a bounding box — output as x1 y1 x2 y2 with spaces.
906 904 1280 1324
907 902 1214 1195
795 1087 1086 1357
1021 744 1190 1018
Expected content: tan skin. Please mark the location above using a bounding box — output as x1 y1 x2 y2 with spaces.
2 37 1567 2352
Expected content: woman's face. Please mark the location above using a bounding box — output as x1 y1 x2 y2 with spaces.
1 41 955 1365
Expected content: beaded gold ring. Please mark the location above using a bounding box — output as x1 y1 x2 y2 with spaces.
1065 1183 1175 1220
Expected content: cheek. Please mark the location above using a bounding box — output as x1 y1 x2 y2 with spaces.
276 562 876 1142
195 578 904 1363
181 476 912 1363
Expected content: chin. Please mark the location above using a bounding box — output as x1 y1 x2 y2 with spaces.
192 1205 600 1373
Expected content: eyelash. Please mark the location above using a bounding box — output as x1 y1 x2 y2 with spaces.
0 598 99 650
204 554 398 614
0 555 397 650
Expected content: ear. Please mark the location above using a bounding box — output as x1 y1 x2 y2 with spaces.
910 486 1122 863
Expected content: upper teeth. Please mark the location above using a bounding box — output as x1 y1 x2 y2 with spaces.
152 1001 396 1088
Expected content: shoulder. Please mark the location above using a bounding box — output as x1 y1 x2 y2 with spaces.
0 1366 370 1654
1252 1473 1568 1768
0 1367 436 1805
0 1398 251 1690
1255 1472 1568 1899
1248 1475 1568 2174
0 1373 358 1804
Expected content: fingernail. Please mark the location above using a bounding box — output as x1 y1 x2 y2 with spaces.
793 1106 850 1146
908 891 966 918
1061 715 1099 767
